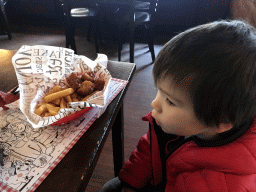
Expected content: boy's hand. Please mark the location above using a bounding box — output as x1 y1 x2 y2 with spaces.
122 187 136 192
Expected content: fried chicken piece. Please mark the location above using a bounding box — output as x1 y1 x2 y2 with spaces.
94 79 105 91
77 81 95 96
81 73 94 82
66 73 82 91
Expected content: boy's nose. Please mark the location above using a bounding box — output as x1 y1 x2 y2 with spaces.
151 97 162 113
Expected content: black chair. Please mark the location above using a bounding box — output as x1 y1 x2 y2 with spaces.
58 0 99 54
134 0 150 11
120 0 158 63
97 0 158 63
0 0 11 40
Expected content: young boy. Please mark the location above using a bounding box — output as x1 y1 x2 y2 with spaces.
100 19 256 192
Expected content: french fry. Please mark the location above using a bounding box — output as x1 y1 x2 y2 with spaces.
44 112 52 117
44 88 75 103
45 85 62 96
81 91 99 101
51 98 61 106
46 112 56 117
63 85 69 90
65 95 72 103
41 112 47 117
34 104 48 116
64 95 72 109
72 97 79 102
36 102 46 109
45 104 59 116
60 98 67 109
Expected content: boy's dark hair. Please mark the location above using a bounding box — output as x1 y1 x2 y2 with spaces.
153 19 256 127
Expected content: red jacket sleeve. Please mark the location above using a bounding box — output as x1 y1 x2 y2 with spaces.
119 130 153 189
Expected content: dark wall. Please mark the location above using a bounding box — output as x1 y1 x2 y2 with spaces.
154 0 231 36
5 0 231 33
5 0 64 25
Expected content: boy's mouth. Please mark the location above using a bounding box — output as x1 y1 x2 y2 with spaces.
151 111 161 126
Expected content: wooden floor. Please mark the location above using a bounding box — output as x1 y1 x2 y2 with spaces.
0 23 172 191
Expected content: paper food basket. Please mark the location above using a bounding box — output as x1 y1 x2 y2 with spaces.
11 45 127 128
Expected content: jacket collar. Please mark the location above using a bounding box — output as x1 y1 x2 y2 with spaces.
192 119 253 147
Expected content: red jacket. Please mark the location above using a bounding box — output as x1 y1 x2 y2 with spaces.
119 112 256 191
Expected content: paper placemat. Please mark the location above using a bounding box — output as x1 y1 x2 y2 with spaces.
0 77 127 192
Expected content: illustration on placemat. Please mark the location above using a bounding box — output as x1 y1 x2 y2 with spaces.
0 102 98 192
0 76 127 192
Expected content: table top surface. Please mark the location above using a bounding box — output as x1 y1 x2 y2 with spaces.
0 49 136 192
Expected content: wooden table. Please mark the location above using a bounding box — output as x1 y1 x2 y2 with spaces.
0 49 136 192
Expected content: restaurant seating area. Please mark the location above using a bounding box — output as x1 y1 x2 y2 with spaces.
58 0 99 54
0 19 165 191
0 0 242 191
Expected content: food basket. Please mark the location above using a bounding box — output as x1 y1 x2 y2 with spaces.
11 45 114 128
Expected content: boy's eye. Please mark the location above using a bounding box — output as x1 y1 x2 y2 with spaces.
166 98 174 105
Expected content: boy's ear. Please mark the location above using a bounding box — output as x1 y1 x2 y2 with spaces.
215 122 234 133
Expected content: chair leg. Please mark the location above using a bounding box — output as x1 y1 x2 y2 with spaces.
65 34 70 49
66 20 77 54
148 40 155 62
129 16 135 63
87 20 92 42
0 6 12 40
87 19 100 43
70 35 77 54
91 18 99 54
93 27 99 54
130 38 134 63
147 25 155 62
118 42 122 61
117 22 123 62
66 23 71 47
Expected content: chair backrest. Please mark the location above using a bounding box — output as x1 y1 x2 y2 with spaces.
134 0 159 18
97 0 134 5
58 0 72 18
95 0 159 25
96 0 134 19
148 0 158 15
58 0 98 19
70 0 97 8
146 0 159 26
